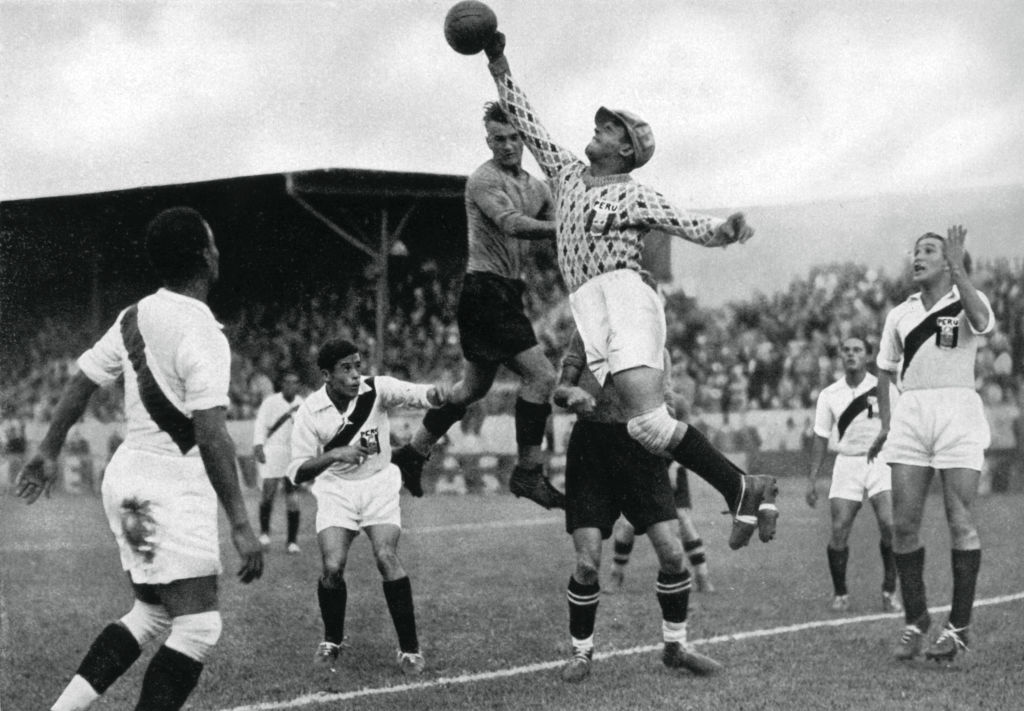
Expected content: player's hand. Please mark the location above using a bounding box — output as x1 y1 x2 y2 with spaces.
253 445 266 464
485 31 506 62
231 524 264 584
945 224 968 274
867 429 888 463
805 481 818 508
329 444 371 465
719 212 755 244
428 383 453 407
565 387 596 415
15 454 58 504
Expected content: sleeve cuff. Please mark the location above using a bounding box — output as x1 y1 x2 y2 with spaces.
186 396 230 413
812 427 831 439
875 358 900 372
76 355 116 387
488 56 510 78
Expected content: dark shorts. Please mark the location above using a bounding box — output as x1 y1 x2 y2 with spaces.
565 420 677 538
457 272 538 364
672 465 692 509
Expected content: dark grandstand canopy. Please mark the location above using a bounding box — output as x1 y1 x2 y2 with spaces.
0 168 470 363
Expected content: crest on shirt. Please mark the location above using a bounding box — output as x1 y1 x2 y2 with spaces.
935 317 959 349
359 428 381 455
589 200 618 235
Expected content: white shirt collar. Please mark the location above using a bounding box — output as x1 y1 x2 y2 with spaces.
155 287 223 329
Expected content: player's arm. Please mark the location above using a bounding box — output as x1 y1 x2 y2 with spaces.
252 400 269 463
629 184 752 247
468 174 556 240
805 392 835 507
552 333 595 414
484 32 579 180
287 409 369 485
15 371 99 503
945 225 994 334
867 369 896 463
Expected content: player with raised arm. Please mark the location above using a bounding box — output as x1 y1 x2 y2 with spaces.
286 339 450 676
16 206 263 711
868 226 993 663
253 371 304 553
806 336 900 613
473 31 778 549
392 100 564 510
553 326 721 682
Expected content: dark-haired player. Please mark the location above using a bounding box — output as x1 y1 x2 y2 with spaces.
868 226 993 662
806 336 900 613
17 206 263 710
476 32 778 549
253 371 304 553
286 339 450 675
392 101 564 510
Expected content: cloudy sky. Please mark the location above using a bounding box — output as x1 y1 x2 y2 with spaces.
3 0 1023 208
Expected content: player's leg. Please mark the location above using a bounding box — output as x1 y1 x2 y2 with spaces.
393 358 498 497
133 576 221 711
364 523 423 674
925 467 982 661
561 527 603 682
826 498 861 611
315 526 358 668
282 477 301 553
672 466 713 592
258 477 280 546
51 583 171 711
608 517 635 590
867 490 900 611
504 344 564 509
890 463 934 659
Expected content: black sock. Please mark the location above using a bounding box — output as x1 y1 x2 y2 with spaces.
567 576 600 641
827 545 849 596
613 538 634 567
76 622 142 694
383 577 419 654
656 570 691 624
880 541 897 593
318 578 347 644
423 403 468 439
894 547 929 629
949 549 981 629
683 538 706 567
670 427 743 509
286 510 300 544
258 500 271 535
514 398 551 448
134 645 203 711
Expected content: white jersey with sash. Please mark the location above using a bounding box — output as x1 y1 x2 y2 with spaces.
76 288 231 583
253 392 303 479
813 373 888 458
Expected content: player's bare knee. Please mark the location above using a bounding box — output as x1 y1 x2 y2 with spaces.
574 559 600 586
165 611 222 663
119 600 171 646
321 562 346 587
948 520 978 549
523 365 556 400
374 547 403 578
626 406 676 455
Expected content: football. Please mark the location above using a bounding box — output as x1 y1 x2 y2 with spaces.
443 1 498 55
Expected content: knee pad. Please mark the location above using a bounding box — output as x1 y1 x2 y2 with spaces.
627 406 677 454
119 600 171 646
515 398 551 447
165 612 222 663
423 403 467 438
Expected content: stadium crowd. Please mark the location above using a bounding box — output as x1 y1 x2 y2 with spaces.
2 254 1021 429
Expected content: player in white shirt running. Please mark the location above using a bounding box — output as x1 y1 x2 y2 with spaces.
286 339 451 676
253 371 304 553
16 206 263 711
868 226 994 663
806 336 900 614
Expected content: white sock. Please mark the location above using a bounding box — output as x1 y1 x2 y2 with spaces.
663 620 687 644
51 675 100 711
571 634 594 652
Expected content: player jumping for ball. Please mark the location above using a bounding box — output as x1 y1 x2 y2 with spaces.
474 32 778 549
392 100 564 510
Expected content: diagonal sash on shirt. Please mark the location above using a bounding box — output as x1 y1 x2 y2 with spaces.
836 386 878 441
266 405 299 439
323 378 377 450
900 300 963 378
120 303 196 454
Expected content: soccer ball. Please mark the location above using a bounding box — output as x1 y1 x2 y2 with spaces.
443 1 498 55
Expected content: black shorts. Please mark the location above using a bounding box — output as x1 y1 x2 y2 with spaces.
456 272 538 364
565 420 677 538
672 465 692 509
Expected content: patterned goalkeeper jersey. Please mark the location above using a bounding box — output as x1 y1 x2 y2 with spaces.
489 57 739 293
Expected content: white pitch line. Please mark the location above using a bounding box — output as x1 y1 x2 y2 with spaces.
218 590 1024 711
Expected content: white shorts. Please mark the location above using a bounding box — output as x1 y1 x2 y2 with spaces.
569 269 666 385
884 388 990 471
312 464 402 533
829 453 891 502
258 446 290 480
102 448 222 585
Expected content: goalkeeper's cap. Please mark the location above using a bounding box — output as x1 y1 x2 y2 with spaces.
595 107 655 168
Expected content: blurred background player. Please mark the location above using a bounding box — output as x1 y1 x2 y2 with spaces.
479 32 777 549
869 226 993 663
392 101 563 509
16 206 263 711
252 370 304 553
286 339 451 676
553 326 720 682
805 335 900 613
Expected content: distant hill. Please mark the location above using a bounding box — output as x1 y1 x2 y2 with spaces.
670 184 1024 306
